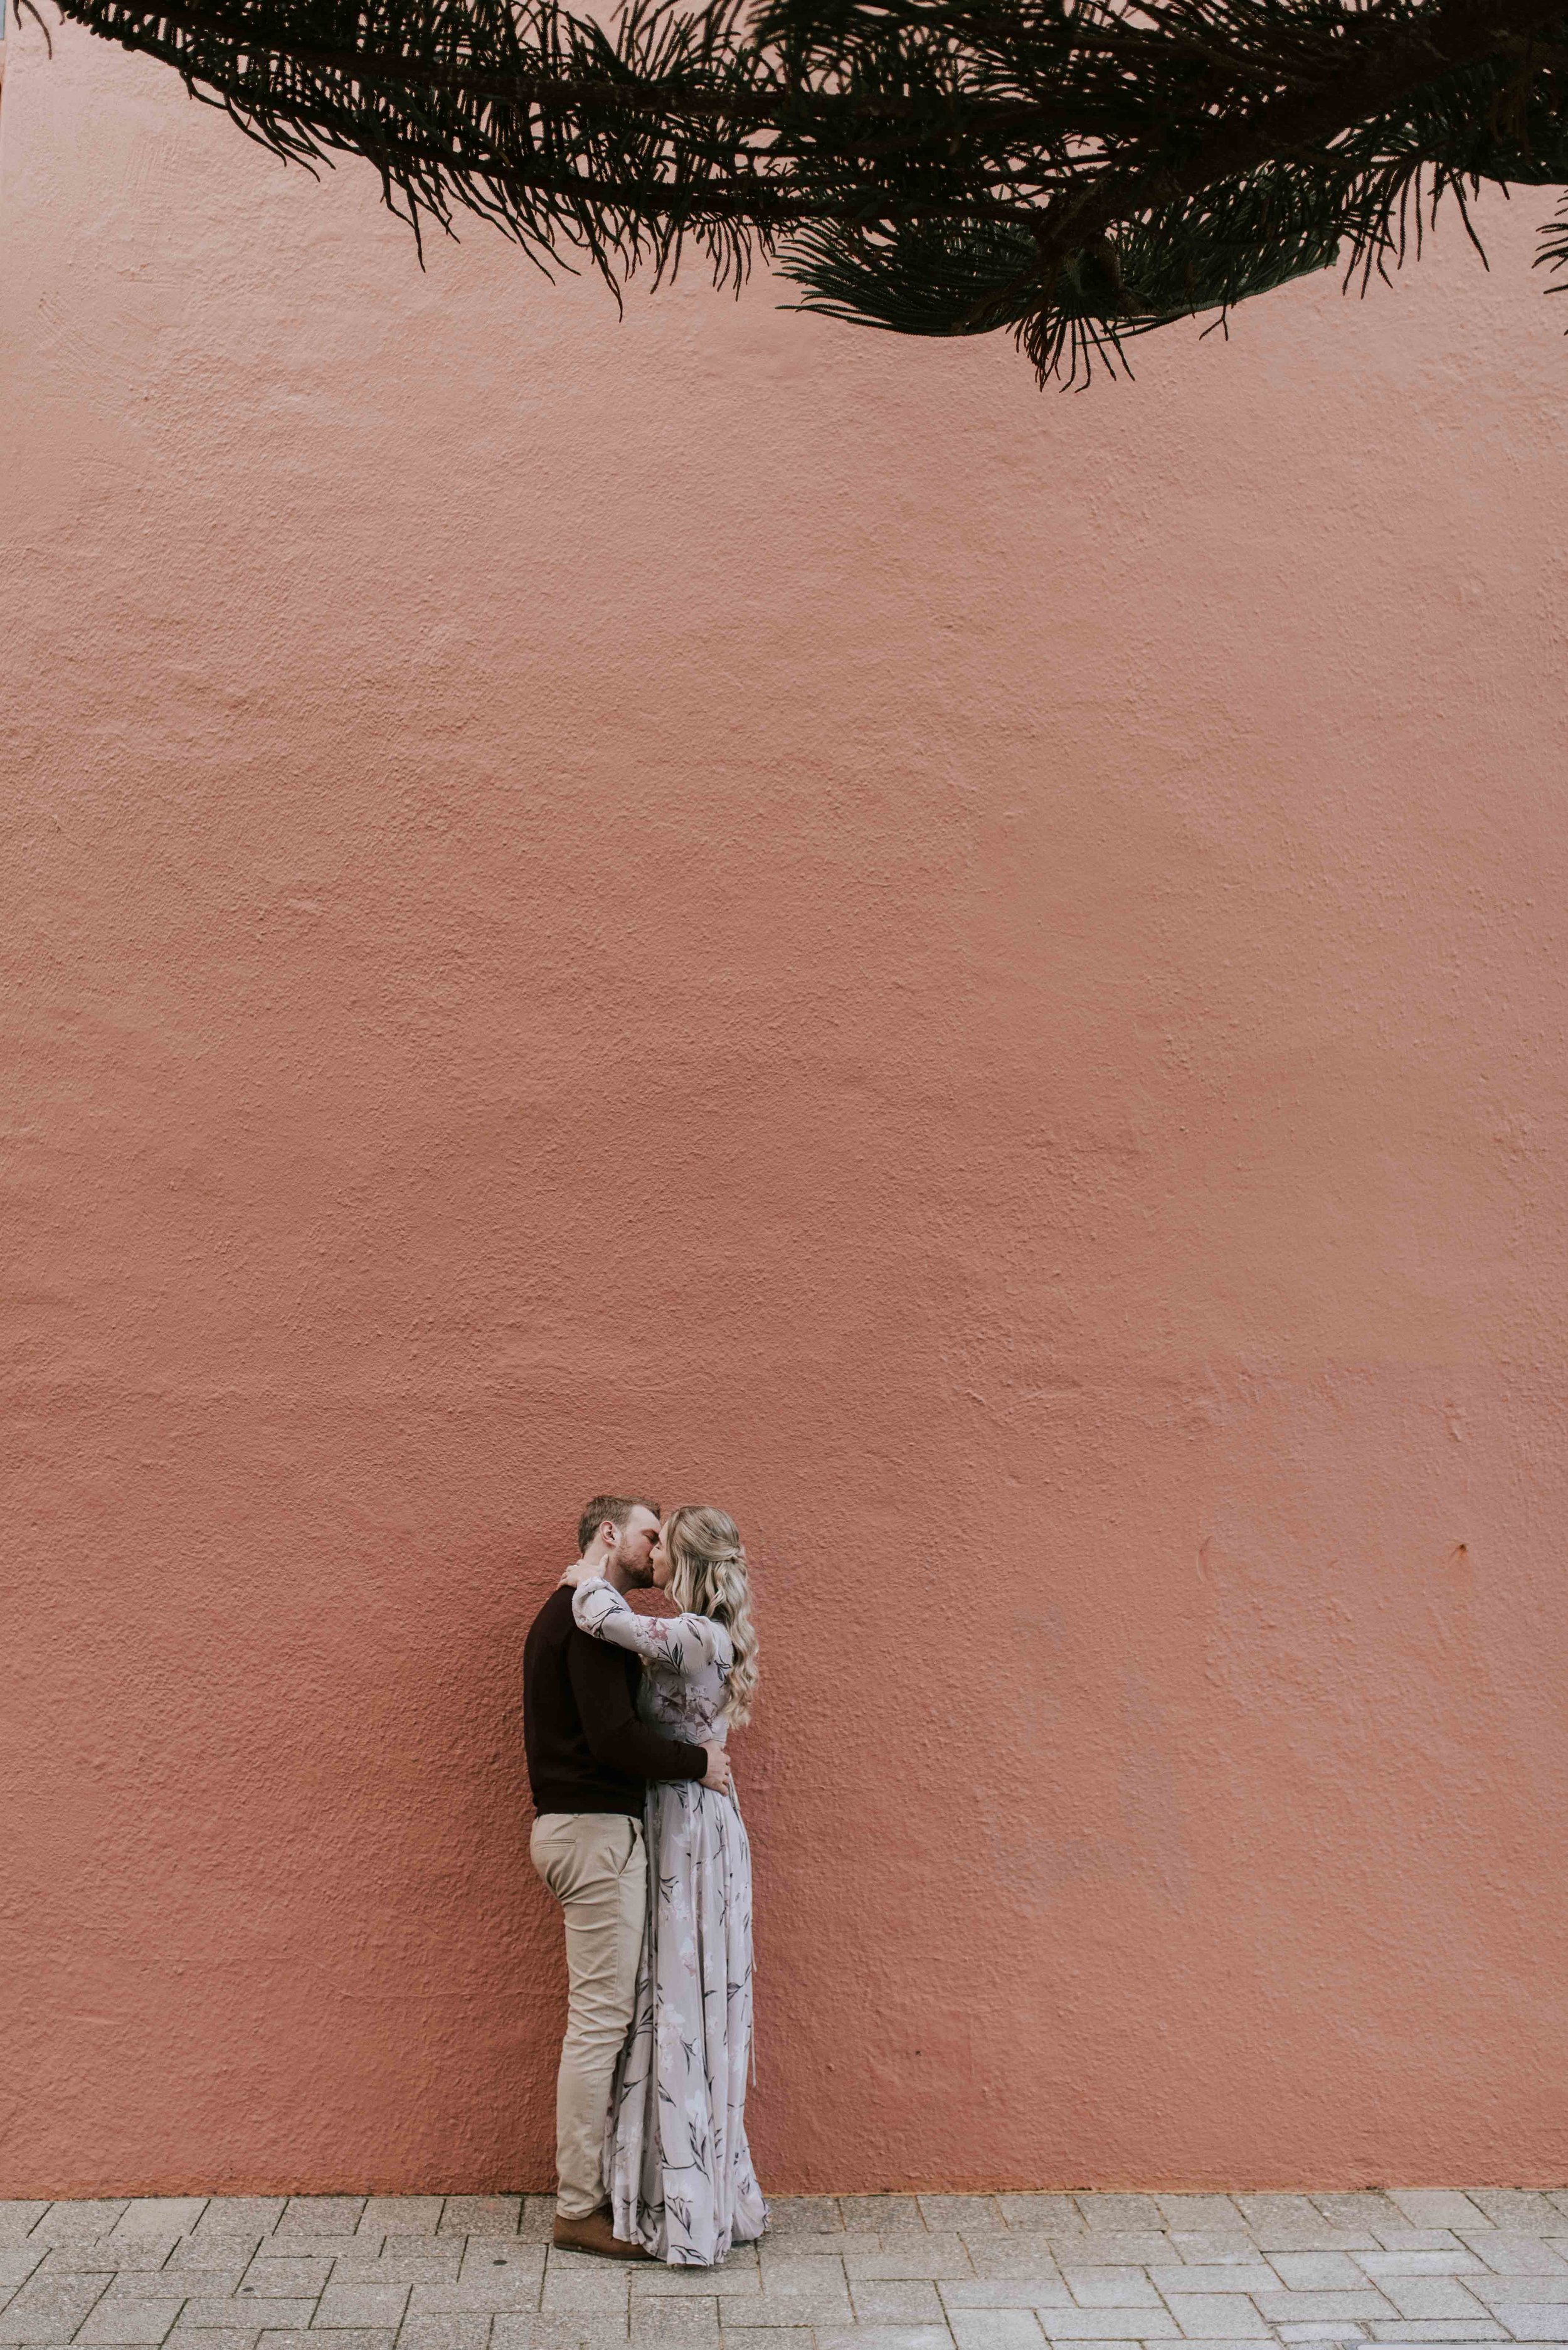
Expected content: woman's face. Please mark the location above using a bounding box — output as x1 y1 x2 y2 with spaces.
650 1525 673 1590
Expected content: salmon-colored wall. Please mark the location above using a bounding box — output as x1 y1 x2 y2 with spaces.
4 17 1568 2199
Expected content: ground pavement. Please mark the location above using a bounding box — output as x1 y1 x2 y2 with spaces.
6 2191 1568 2350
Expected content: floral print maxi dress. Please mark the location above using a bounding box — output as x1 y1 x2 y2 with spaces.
571 1578 768 2266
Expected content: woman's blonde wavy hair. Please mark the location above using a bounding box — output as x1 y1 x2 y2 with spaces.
664 1505 759 1728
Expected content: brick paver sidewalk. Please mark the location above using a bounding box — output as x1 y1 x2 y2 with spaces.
6 2191 1568 2350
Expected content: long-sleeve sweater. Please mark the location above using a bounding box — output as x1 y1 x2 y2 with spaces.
522 1581 707 1816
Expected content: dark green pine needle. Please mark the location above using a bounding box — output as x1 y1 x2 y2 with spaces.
37 0 1568 383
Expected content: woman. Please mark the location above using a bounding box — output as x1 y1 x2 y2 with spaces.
572 1505 767 2267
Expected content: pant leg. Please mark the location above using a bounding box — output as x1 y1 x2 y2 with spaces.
530 1811 647 2220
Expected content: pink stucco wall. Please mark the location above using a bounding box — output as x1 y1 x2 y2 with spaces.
4 17 1568 2198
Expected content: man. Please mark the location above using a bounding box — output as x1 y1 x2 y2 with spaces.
524 1494 731 2259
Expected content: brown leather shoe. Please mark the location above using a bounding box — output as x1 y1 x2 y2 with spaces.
552 2208 652 2261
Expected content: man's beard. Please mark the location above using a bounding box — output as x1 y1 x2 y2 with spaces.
616 1541 655 1588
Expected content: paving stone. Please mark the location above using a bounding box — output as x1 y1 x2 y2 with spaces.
1469 2273 1568 2306
1154 2206 1242 2236
1148 2273 1277 2299
165 2326 260 2350
1308 2206 1400 2237
314 2290 411 2331
632 2260 755 2299
839 2208 925 2238
458 2252 544 2290
395 2318 491 2350
719 2290 847 2325
1035 2312 1179 2339
919 2206 1006 2238
154 2271 253 2302
113 2213 210 2246
93 2245 187 2277
169 2246 264 2279
1242 2236 1379 2260
996 2209 1081 2240
1354 2252 1484 2278
755 2267 848 2305
761 2206 843 2239
518 2211 558 2248
1172 2338 1274 2350
1374 2275 1488 2320
1268 2261 1365 2293
1160 2297 1269 2339
29 2213 130 2248
717 2301 824 2334
268 2247 366 2267
77 2301 186 2343
0 2272 114 2342
263 2332 393 2350
0 2221 48 2250
715 2332 813 2350
332 2261 460 2292
814 2328 955 2350
539 2282 632 2319
1364 2230 1465 2253
1365 2325 1507 2341
1045 2242 1169 2272
850 2284 946 2322
1232 2205 1322 2236
183 2305 318 2332
1072 2205 1163 2236
965 2246 1065 2285
1468 2193 1563 2233
1039 2341 1184 2350
492 2318 630 2350
1062 2273 1162 2310
1483 2311 1568 2340
760 2245 851 2276
628 2302 719 2347
190 2218 286 2248
280 2214 368 2241
357 2213 443 2245
843 2241 973 2282
1385 2194 1490 2233
1271 2327 1369 2342
947 2313 1047 2350
1462 2233 1568 2275
26 2255 117 2289
407 2274 543 2316
1165 2241 1260 2270
1253 2296 1395 2322
240 2263 333 2299
940 2284 1071 2313
438 2208 522 2244
0 2259 45 2295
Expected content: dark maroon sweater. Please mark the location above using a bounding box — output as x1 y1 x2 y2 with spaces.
522 1582 707 1816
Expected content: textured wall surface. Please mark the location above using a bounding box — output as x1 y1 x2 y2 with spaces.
4 18 1568 2199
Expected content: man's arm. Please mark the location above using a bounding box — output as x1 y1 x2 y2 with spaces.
566 1630 711 1784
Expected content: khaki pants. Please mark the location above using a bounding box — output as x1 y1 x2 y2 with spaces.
530 1811 647 2220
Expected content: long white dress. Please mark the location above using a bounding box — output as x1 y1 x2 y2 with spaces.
571 1578 768 2266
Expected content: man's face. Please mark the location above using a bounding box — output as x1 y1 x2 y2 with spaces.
612 1505 661 1587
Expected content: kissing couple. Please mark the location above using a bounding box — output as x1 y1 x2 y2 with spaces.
522 1495 767 2268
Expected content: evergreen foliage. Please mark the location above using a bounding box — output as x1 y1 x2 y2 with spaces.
38 0 1568 381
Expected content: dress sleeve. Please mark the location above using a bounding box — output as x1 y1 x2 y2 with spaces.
573 1577 733 1679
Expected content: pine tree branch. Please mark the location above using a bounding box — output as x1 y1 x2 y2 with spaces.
42 0 1568 383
